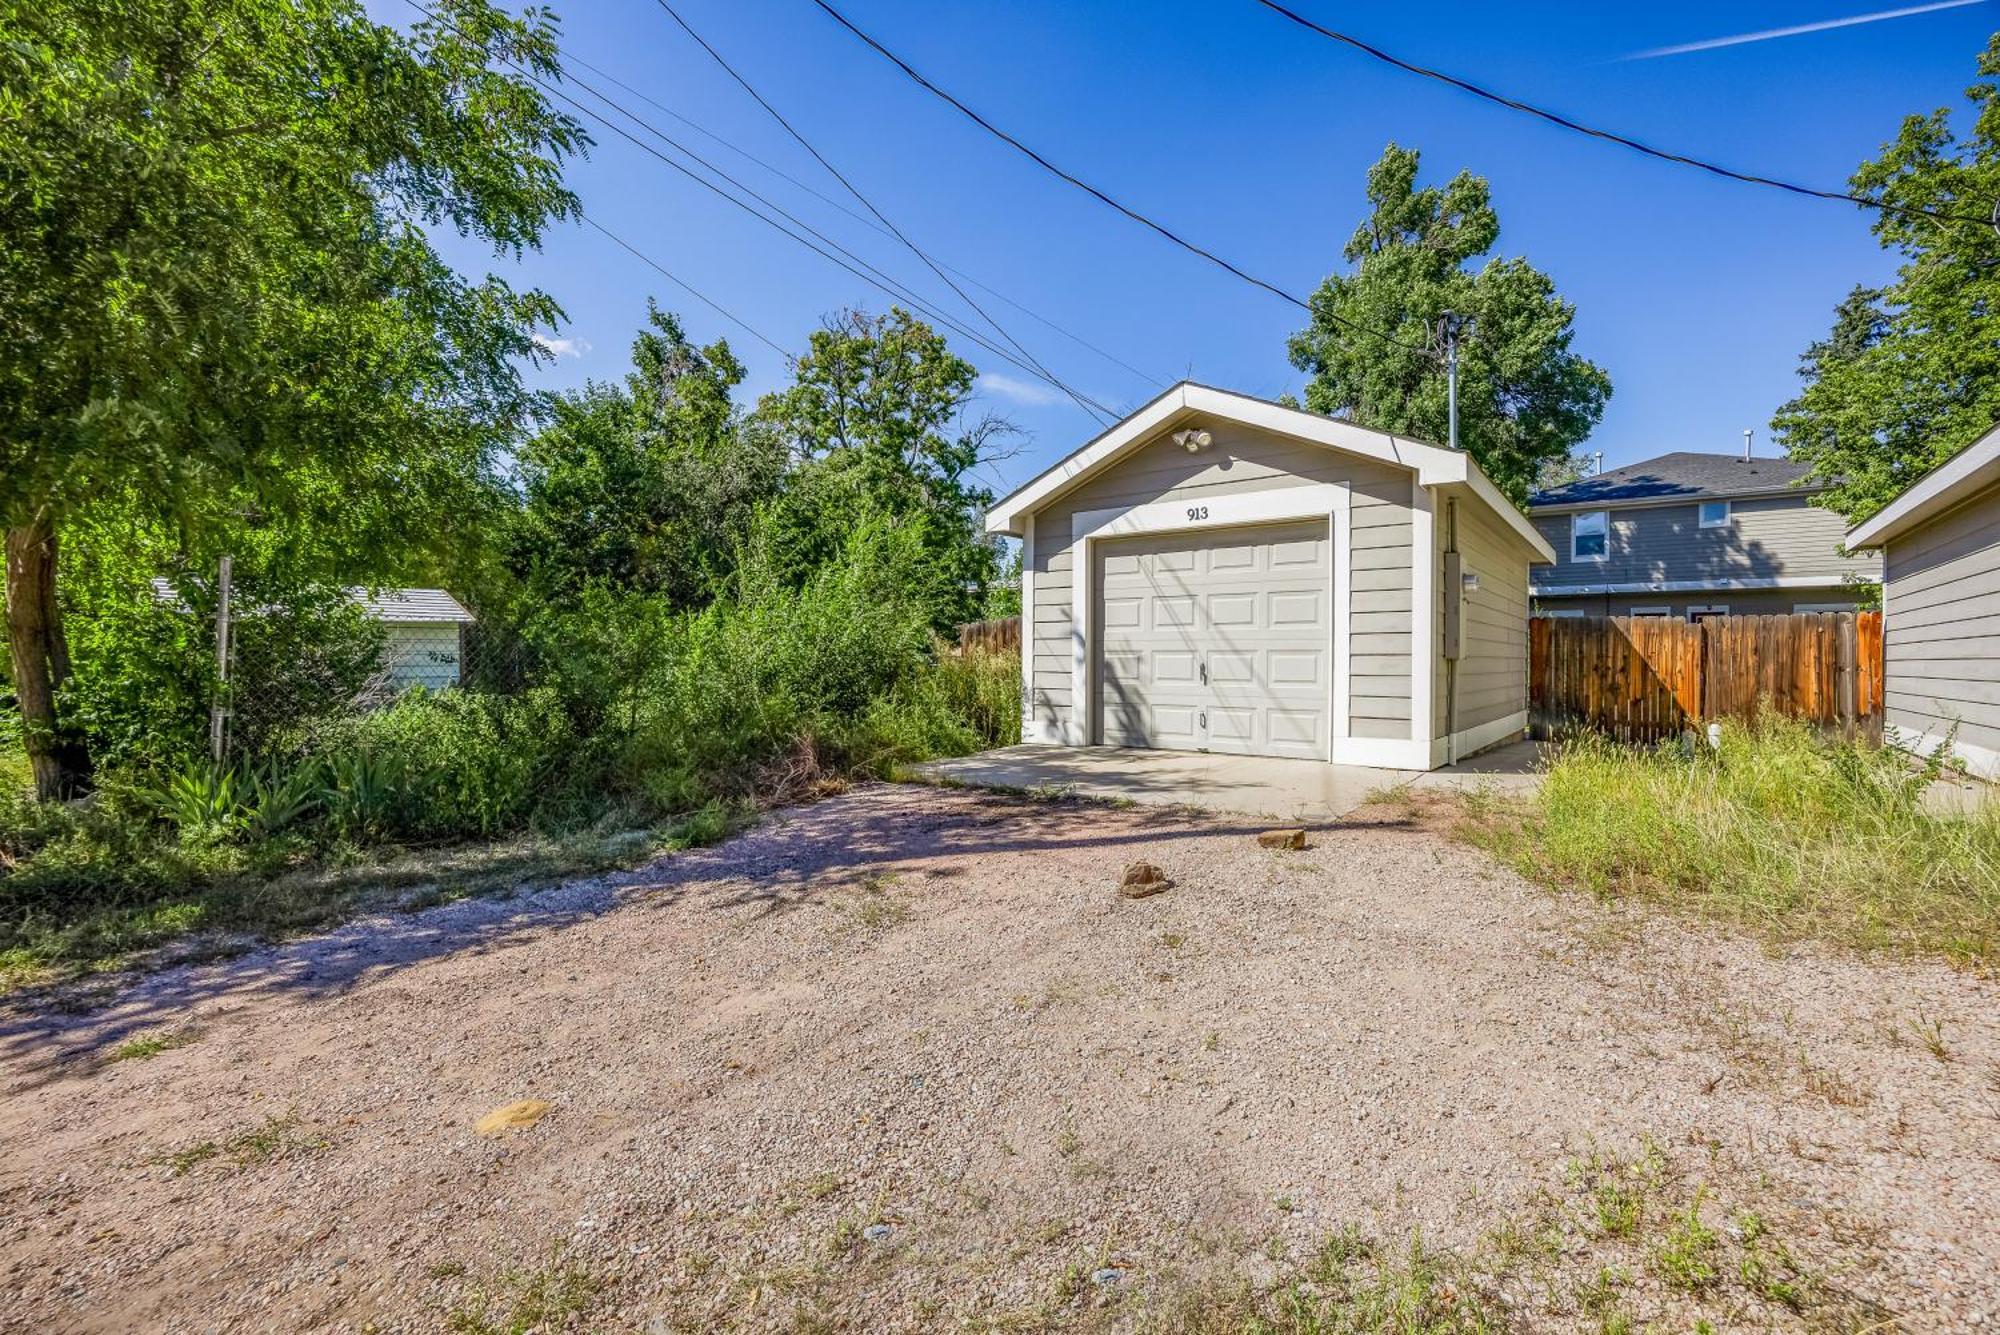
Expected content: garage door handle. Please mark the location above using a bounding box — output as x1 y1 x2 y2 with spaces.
1199 662 1207 685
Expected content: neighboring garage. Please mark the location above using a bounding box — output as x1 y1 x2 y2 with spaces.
1846 420 2000 781
986 383 1555 771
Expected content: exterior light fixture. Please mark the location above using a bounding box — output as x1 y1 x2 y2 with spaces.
1172 428 1213 453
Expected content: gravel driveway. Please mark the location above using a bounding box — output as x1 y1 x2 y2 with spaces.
1 783 1994 1332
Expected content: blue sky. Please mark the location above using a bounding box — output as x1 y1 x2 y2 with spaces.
404 0 1995 498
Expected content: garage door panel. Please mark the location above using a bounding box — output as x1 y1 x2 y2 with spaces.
1209 651 1256 684
1270 708 1322 747
1209 593 1257 626
1268 590 1324 628
1095 519 1330 759
1268 651 1322 685
1208 707 1256 742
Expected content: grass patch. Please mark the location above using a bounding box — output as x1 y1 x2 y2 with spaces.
1458 716 2000 969
107 1028 199 1063
0 811 694 995
443 1254 600 1334
1153 1136 1883 1333
155 1112 324 1175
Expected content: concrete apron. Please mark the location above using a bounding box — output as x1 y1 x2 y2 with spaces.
911 741 1544 823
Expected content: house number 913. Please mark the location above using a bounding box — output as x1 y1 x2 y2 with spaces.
1185 505 1209 522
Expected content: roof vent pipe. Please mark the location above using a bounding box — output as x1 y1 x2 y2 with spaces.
1592 450 1604 476
1742 428 1754 462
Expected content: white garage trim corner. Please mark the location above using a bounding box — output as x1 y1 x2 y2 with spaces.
1408 476 1437 759
1330 484 1352 756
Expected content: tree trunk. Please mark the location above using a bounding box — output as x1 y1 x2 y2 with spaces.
5 514 92 799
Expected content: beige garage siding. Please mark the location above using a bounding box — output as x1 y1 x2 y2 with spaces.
1026 421 1414 745
1432 491 1530 739
1882 476 2000 767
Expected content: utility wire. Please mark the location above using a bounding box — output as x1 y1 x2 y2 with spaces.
802 0 1437 357
402 0 1125 411
1245 0 1994 229
651 0 1112 424
564 49 1170 390
580 215 795 359
543 63 1126 411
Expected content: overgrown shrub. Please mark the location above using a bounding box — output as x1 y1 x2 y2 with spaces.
316 688 588 839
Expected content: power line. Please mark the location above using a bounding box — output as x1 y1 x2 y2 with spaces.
540 60 1128 411
801 0 1437 357
563 50 1171 391
401 0 1127 411
1245 0 1994 230
650 0 1113 424
580 215 795 360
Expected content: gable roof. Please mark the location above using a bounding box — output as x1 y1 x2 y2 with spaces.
1530 451 1816 510
1845 420 2000 550
986 381 1553 561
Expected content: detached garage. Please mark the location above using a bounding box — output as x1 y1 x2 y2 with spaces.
1845 420 2000 781
987 383 1554 771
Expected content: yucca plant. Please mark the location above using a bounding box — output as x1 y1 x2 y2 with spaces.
145 762 245 843
322 751 400 842
243 761 322 841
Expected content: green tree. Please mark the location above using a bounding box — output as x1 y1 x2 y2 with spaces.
510 303 785 610
755 308 1006 627
0 0 585 797
1287 144 1611 503
1771 37 2000 522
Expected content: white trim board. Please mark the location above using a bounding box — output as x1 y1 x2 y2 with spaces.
1532 575 1866 597
1069 484 1346 754
1427 710 1528 770
1847 420 2000 549
985 381 1555 563
1889 724 2000 784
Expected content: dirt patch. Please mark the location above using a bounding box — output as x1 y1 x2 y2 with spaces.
0 784 1994 1331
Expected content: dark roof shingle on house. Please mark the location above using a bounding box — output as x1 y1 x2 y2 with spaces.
1530 451 1817 508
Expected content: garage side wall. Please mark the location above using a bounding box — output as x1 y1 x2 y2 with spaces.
1882 477 2000 779
1431 491 1530 746
1025 422 1414 745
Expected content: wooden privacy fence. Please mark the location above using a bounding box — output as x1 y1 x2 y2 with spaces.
955 615 1021 655
1529 612 1883 743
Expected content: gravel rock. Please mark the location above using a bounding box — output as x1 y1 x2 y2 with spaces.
0 783 1993 1331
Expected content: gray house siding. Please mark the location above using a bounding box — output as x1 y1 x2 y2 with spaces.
1881 477 2000 770
1432 493 1531 740
1026 422 1413 744
1530 494 1877 593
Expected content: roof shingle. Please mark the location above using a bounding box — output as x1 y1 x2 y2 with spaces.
1530 451 1816 508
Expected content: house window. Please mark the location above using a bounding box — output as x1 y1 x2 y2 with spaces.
1628 606 1672 618
1698 500 1731 529
1686 604 1729 623
1571 509 1609 561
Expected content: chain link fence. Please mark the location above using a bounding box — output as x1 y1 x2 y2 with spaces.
207 584 521 768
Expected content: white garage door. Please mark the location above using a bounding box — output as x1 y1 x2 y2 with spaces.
1095 519 1330 759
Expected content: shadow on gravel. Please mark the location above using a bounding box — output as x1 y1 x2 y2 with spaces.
0 786 1382 1088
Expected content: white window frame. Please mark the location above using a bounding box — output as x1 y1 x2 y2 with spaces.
1570 509 1609 562
1698 500 1732 529
1686 604 1729 623
1628 606 1672 618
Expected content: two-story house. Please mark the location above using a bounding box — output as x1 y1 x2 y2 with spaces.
1527 452 1880 620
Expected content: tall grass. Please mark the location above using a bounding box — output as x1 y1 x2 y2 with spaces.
1468 716 2000 969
